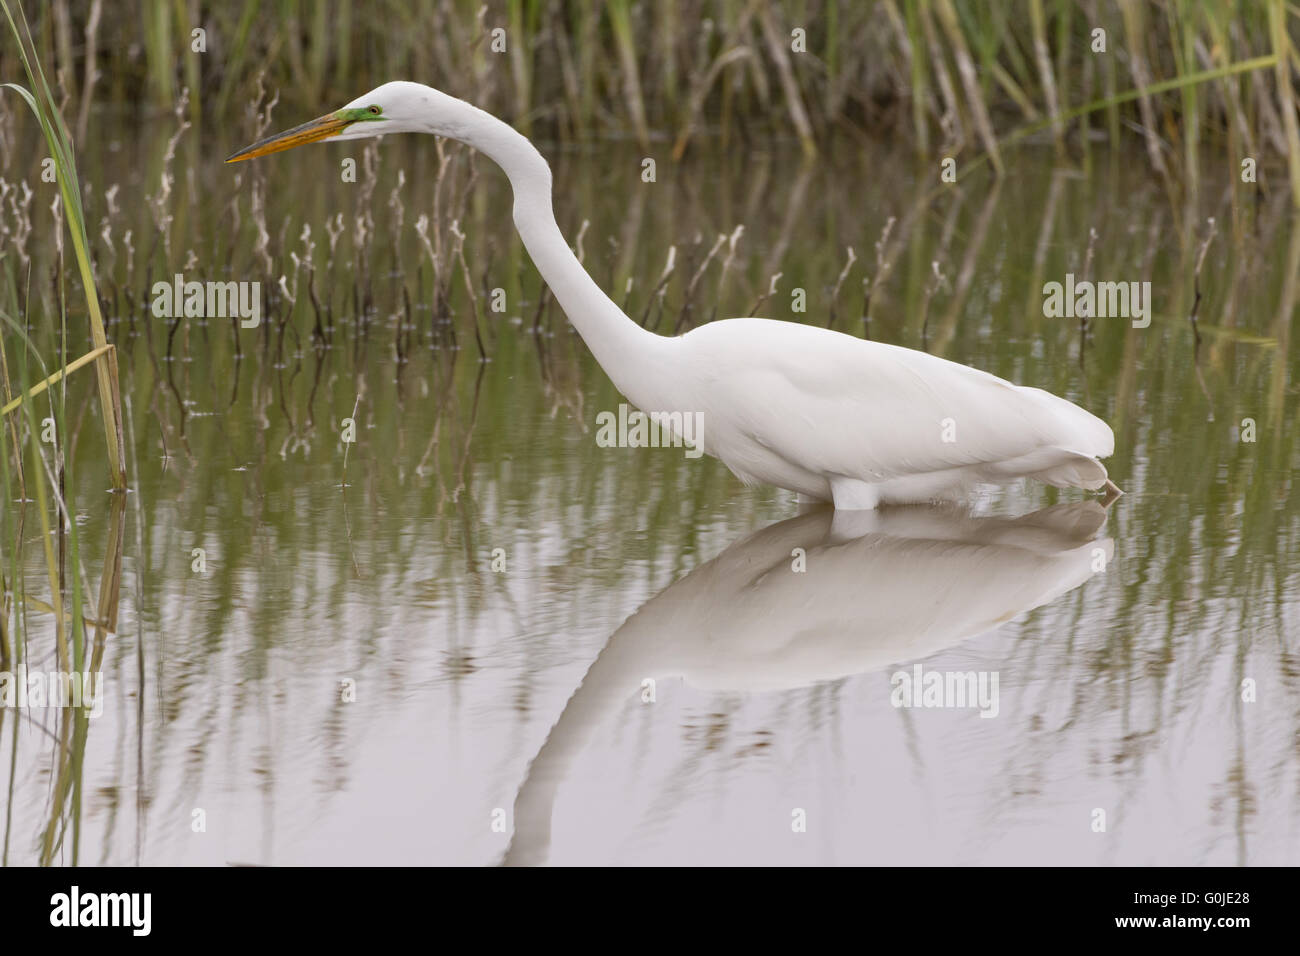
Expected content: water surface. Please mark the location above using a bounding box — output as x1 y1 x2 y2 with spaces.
4 124 1297 865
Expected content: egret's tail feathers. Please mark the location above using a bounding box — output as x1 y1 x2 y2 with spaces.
1018 386 1116 458
1023 448 1110 491
980 445 1110 491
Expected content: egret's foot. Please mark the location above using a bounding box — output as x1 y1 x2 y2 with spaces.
1101 479 1124 508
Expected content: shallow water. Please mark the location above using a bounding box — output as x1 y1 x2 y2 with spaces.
3 122 1297 865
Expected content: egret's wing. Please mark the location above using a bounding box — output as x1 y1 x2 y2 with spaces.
689 319 1112 482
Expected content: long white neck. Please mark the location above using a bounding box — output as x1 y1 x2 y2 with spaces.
423 89 668 401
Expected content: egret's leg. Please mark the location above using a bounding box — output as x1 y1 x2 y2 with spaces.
828 476 881 510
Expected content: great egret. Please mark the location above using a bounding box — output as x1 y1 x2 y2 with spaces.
503 501 1114 864
229 82 1119 508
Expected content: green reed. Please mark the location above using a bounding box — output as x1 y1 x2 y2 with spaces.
4 0 1295 200
1 0 129 864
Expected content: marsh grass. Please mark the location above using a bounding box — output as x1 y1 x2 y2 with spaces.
0 0 125 865
2 0 123 484
3 1 1294 201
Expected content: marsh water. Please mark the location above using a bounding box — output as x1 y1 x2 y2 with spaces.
3 120 1297 866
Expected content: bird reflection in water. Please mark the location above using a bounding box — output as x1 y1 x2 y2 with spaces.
504 501 1114 865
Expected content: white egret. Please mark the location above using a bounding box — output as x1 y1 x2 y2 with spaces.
229 82 1119 508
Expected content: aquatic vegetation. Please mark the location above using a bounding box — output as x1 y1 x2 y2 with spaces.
9 1 1300 198
0 0 126 866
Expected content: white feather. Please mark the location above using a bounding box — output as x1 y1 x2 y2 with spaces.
664 319 1114 505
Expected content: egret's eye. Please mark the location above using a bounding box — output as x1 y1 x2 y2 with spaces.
368 105 382 115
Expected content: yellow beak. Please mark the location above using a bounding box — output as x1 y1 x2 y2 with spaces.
226 111 352 163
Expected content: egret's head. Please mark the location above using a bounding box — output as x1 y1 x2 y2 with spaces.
226 81 432 163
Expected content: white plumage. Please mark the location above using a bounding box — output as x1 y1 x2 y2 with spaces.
229 81 1117 508
666 319 1115 506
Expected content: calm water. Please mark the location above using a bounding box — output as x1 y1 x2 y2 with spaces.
3 120 1297 865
